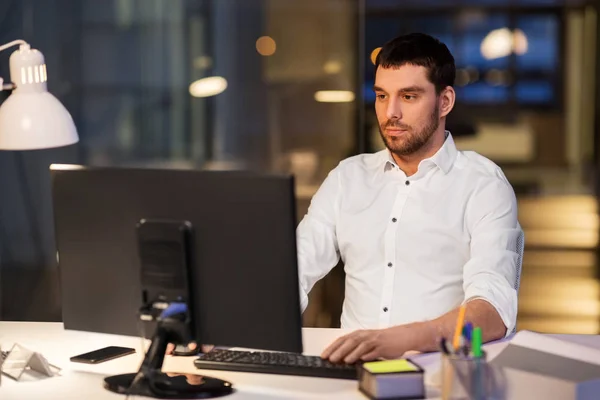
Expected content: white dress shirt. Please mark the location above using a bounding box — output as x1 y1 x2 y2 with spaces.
297 132 522 334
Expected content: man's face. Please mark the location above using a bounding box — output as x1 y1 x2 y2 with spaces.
374 65 441 156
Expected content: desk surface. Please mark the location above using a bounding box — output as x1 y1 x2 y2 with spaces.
1 322 600 400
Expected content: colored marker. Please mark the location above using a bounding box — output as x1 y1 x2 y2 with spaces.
453 304 467 350
472 327 483 358
463 321 473 342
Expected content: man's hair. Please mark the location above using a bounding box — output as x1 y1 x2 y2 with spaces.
375 32 455 94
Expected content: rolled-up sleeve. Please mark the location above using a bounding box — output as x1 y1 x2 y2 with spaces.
463 174 522 336
296 167 342 312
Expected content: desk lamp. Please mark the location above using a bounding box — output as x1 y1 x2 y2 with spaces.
0 39 78 150
0 39 78 320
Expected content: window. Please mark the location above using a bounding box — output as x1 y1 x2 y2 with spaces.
364 9 561 109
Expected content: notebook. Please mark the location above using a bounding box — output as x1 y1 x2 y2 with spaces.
358 358 425 399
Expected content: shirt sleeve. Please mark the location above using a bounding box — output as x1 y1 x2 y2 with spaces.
463 173 522 336
296 166 342 313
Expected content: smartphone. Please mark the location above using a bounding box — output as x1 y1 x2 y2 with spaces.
70 346 135 364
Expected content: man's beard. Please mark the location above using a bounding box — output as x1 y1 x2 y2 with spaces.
379 105 440 157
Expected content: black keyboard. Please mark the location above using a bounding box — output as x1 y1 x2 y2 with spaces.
193 349 358 380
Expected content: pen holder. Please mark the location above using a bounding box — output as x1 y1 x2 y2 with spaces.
441 351 506 400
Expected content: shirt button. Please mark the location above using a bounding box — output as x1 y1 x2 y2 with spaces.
383 307 388 312
387 262 393 267
405 180 410 186
392 218 397 223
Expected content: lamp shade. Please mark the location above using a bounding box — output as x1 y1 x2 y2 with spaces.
0 43 78 150
0 91 78 150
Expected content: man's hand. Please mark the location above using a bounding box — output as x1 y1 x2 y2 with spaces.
321 300 507 364
165 342 214 355
165 372 206 385
321 325 419 364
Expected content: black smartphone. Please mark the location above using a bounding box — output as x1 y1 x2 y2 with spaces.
70 346 136 364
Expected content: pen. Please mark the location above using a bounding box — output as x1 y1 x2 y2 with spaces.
462 321 473 343
452 304 467 351
472 327 484 399
472 327 483 358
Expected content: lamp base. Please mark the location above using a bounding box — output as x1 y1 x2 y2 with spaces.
104 372 233 398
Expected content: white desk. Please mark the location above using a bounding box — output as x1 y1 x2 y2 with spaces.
1 322 600 400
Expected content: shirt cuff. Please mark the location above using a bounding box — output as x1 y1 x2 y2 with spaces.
300 288 309 313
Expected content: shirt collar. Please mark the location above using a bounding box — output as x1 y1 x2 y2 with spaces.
383 131 457 175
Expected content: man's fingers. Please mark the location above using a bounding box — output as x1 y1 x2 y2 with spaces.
166 343 175 355
321 335 349 359
201 344 214 353
183 342 215 353
167 342 207 355
328 334 364 363
360 349 380 361
344 340 376 364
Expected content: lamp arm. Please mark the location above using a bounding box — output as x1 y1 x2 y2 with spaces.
0 77 15 91
0 40 28 91
0 40 27 53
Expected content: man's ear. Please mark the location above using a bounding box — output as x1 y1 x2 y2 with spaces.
439 86 455 118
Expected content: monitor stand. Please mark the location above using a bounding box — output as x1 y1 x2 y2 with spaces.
103 318 233 398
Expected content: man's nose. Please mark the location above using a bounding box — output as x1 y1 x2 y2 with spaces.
386 97 402 120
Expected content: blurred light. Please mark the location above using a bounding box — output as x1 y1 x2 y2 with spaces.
256 36 276 56
525 229 598 249
189 76 227 97
468 67 480 83
50 164 85 170
513 29 528 55
485 69 511 86
314 90 355 103
323 60 342 74
480 28 528 60
520 297 600 318
481 28 512 59
517 319 600 335
455 69 470 86
370 47 382 65
457 10 487 29
193 56 212 70
455 67 480 86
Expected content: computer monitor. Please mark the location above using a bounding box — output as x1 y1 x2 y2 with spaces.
50 164 304 396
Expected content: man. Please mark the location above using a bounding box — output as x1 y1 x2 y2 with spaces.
296 33 523 364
